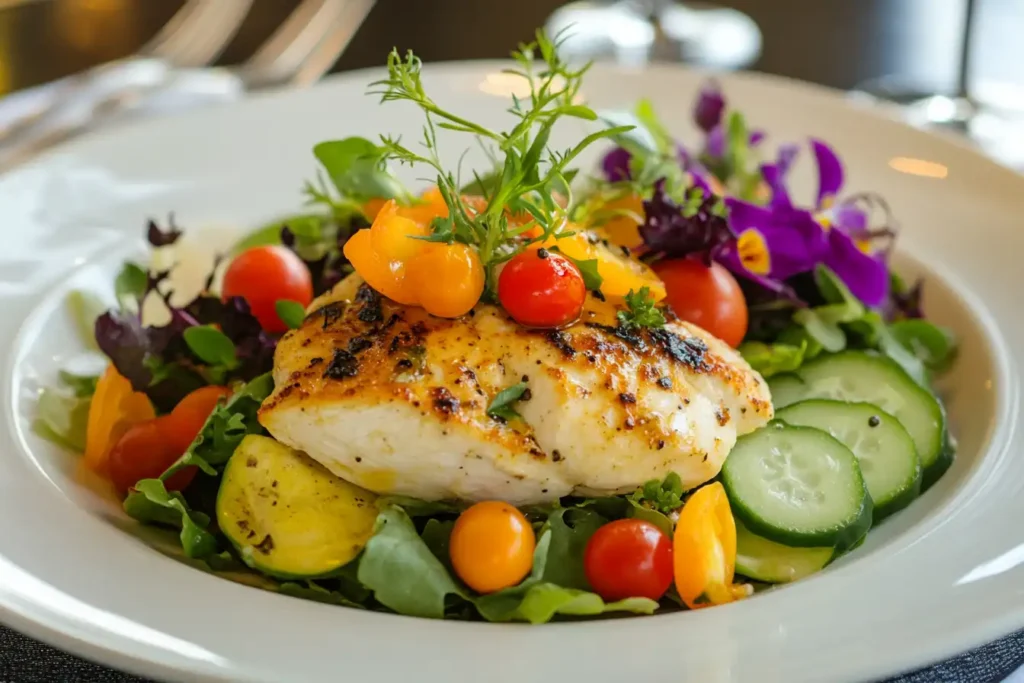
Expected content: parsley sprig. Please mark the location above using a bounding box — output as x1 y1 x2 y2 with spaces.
368 29 633 291
618 286 666 329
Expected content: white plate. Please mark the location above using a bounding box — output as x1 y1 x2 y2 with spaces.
0 62 1022 683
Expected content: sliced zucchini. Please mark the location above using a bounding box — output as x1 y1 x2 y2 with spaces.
767 351 948 487
217 435 378 579
721 422 872 550
735 519 832 583
775 400 921 521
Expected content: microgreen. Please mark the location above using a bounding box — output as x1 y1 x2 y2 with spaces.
629 472 685 515
366 29 633 290
617 287 666 329
487 381 529 421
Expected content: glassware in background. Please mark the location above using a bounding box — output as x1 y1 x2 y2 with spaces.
544 0 761 69
851 0 1024 169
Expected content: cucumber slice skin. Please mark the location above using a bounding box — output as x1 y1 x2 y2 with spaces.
767 351 947 489
765 373 806 409
775 400 922 522
735 520 833 583
722 423 873 551
922 405 955 491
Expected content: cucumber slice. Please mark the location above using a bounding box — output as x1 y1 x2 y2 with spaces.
217 435 379 579
776 400 921 521
764 373 806 408
735 520 833 583
721 422 872 549
768 351 948 488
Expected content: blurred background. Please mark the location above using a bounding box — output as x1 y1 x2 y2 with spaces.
0 0 1022 167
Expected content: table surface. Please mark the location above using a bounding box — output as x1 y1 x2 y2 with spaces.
1 1 1023 682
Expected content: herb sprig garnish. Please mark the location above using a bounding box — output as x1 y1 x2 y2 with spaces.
618 286 666 329
369 30 633 293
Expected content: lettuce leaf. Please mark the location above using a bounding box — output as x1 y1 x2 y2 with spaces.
123 479 218 559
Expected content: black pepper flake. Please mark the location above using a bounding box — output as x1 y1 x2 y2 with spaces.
355 457 362 463
715 407 730 426
551 450 563 462
521 388 533 401
254 535 275 554
592 289 606 302
395 358 413 370
657 376 673 389
585 352 596 363
868 415 881 427
537 247 550 259
521 374 529 382
657 440 666 450
271 481 278 488
309 356 324 367
620 245 631 257
324 348 359 379
619 392 637 404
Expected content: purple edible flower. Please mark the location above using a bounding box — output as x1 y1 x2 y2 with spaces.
601 146 633 182
694 81 725 133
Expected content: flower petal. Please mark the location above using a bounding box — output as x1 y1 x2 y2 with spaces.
721 200 826 280
694 81 725 133
811 138 844 209
602 146 633 182
759 144 800 212
706 124 726 159
749 130 766 147
825 228 889 307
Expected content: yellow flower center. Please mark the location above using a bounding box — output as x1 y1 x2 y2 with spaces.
856 239 873 255
820 194 835 210
737 229 771 275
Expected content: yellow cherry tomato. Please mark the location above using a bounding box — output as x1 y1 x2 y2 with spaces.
370 201 430 262
673 482 750 609
406 242 485 318
450 501 535 593
342 229 418 305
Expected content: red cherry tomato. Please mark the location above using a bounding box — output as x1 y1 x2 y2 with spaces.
108 417 196 495
652 259 748 347
583 519 674 601
498 249 586 328
163 385 232 454
222 246 314 333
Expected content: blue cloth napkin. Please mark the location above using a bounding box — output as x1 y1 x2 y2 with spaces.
2 622 1023 682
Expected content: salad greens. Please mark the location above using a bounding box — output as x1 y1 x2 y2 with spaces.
34 28 961 624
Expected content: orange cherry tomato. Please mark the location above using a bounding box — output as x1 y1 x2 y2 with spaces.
673 482 750 609
108 417 196 495
498 248 586 328
84 366 156 473
342 229 418 304
222 246 314 333
406 242 485 318
163 385 232 454
652 259 748 347
584 519 673 601
449 501 535 593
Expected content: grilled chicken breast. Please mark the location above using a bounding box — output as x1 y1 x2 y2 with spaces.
259 275 772 505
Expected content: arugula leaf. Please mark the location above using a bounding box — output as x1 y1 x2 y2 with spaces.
474 530 658 623
275 300 306 330
114 262 148 310
629 472 684 515
421 518 456 569
314 137 409 202
278 580 366 609
33 386 91 451
161 373 273 480
889 320 958 373
627 500 674 537
739 340 807 378
123 479 218 559
618 287 666 329
183 326 239 368
66 290 106 350
539 508 605 589
487 381 528 421
356 506 466 618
